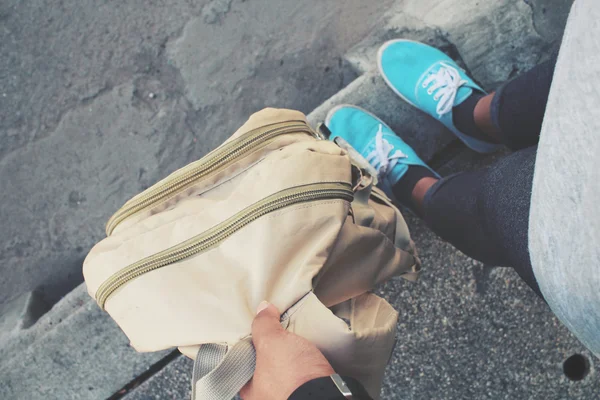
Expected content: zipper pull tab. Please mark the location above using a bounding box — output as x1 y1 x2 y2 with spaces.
314 123 330 140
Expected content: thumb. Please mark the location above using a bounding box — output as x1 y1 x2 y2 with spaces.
251 301 284 350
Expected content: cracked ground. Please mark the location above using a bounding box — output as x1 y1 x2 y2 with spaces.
0 0 396 306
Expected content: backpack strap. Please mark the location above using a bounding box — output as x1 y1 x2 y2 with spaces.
191 337 256 400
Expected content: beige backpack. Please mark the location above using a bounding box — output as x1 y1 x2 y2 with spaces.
83 108 421 400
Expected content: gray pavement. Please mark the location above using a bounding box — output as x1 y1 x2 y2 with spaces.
2 0 596 399
0 0 393 307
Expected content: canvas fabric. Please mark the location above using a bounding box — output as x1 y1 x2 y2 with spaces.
83 108 421 399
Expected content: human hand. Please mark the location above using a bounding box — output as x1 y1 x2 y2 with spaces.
240 301 335 400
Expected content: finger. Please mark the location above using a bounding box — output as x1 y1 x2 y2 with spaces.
251 301 284 349
239 377 253 400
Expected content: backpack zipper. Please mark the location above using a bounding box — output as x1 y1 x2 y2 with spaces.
105 121 319 236
96 182 353 309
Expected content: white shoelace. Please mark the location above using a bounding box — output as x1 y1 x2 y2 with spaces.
422 62 468 117
366 125 407 180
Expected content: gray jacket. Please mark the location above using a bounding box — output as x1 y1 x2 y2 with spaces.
530 0 600 358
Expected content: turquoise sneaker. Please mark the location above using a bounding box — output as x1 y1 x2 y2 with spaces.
325 104 439 199
378 39 501 154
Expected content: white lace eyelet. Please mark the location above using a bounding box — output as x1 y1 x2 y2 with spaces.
422 83 428 88
434 95 440 101
427 89 433 95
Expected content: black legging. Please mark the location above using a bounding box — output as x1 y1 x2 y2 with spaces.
415 54 558 297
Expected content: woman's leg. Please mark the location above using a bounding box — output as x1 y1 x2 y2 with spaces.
388 54 559 297
417 147 541 296
366 41 560 296
452 52 559 149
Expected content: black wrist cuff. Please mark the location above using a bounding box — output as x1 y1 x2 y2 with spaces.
288 375 373 400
